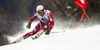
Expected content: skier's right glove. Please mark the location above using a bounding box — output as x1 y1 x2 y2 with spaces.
26 23 31 29
45 29 51 35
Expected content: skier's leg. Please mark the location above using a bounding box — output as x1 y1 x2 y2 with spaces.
12 22 44 43
33 29 45 39
43 25 48 31
23 22 42 39
43 22 54 35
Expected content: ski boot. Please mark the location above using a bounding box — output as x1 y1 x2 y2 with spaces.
45 29 51 35
31 30 45 40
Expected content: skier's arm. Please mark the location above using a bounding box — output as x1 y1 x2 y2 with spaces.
28 13 37 24
27 13 37 29
48 12 55 30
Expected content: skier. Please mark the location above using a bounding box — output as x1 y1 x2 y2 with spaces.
12 5 55 43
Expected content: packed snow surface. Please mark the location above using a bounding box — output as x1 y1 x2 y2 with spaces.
0 24 100 50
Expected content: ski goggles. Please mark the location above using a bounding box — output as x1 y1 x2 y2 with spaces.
38 10 44 14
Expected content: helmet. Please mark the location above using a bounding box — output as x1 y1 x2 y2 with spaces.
36 5 44 12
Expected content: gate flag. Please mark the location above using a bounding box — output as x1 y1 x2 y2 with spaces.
75 0 87 10
74 0 93 29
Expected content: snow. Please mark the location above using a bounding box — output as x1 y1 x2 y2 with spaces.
0 24 100 50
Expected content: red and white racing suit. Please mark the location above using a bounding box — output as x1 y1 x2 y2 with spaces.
24 10 55 39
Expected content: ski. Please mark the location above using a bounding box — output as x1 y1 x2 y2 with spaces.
9 31 60 45
9 36 25 44
31 31 60 40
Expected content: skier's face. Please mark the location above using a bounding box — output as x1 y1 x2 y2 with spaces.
39 12 44 16
38 10 44 16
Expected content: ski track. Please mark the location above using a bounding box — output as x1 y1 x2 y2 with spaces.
0 25 100 50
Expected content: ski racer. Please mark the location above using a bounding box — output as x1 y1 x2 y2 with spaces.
12 5 55 43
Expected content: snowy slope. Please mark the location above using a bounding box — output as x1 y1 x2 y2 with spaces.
0 25 100 50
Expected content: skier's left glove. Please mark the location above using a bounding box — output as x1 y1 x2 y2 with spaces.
45 29 51 35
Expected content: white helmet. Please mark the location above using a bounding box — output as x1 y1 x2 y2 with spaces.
36 5 44 12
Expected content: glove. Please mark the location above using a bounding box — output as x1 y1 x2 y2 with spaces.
45 29 51 35
26 23 31 29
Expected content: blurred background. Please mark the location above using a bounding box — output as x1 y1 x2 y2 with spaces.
0 0 100 46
